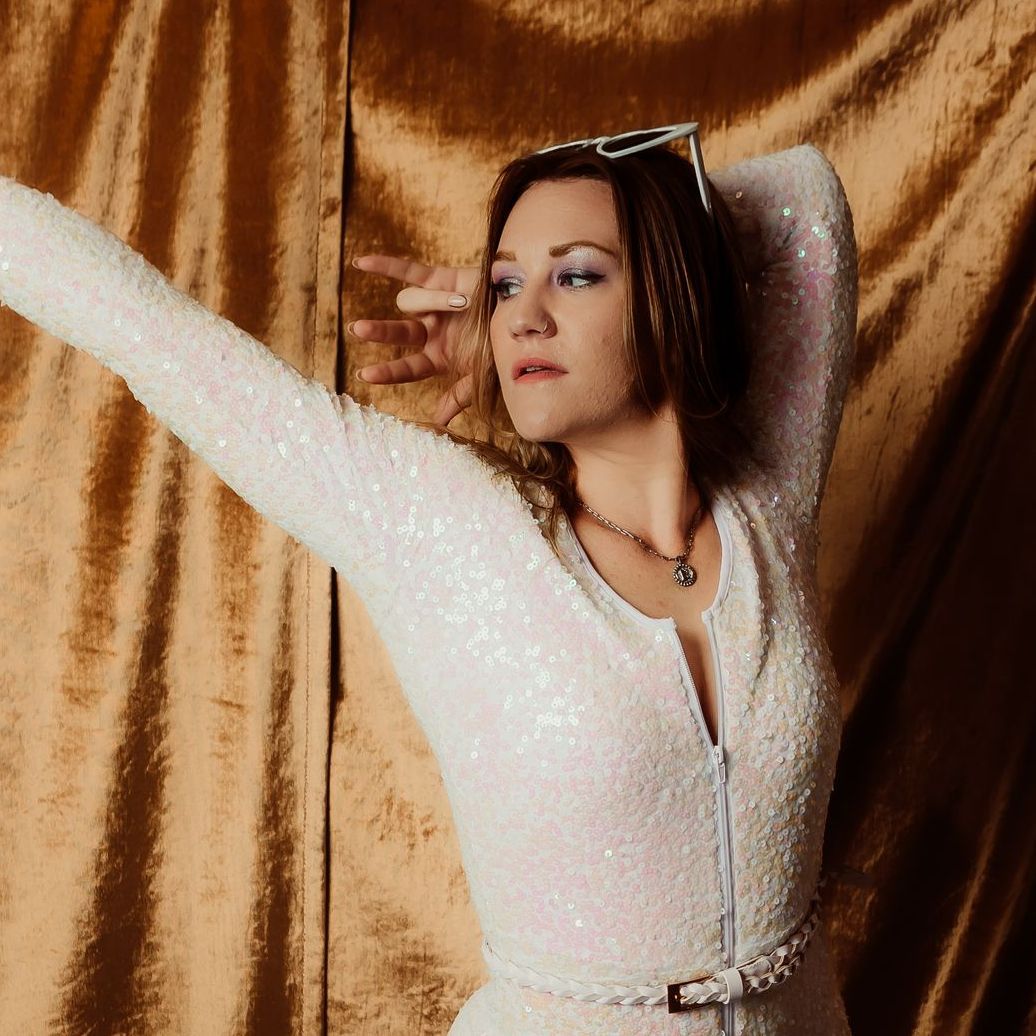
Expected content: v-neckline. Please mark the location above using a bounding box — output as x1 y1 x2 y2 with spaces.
559 485 736 751
560 483 734 628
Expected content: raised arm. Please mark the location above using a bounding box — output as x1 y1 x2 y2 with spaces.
710 143 859 530
0 175 500 620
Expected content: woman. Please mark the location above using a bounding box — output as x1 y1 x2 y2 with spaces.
0 123 858 1034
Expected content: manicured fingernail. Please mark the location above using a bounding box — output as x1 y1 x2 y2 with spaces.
448 294 467 308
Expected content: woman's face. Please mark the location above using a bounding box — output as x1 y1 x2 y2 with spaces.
489 178 641 445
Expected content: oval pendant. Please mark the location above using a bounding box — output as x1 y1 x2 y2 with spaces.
673 561 697 587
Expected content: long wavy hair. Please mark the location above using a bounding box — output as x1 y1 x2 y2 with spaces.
413 139 760 558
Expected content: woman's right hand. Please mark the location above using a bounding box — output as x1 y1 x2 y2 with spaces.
349 254 480 426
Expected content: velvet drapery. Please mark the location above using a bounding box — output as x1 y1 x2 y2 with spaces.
0 1 1032 1033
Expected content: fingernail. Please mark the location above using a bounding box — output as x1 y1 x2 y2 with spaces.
351 257 362 268
356 368 367 382
347 321 356 334
448 294 467 308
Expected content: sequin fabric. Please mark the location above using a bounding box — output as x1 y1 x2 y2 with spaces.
0 142 858 1035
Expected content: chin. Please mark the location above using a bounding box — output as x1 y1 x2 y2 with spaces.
507 411 567 445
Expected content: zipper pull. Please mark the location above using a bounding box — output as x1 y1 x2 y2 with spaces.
714 744 727 784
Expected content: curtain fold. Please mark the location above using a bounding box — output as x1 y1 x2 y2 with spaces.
0 1 348 1032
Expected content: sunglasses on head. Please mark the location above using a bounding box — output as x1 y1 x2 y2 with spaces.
532 121 713 219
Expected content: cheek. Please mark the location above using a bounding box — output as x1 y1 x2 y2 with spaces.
585 323 632 383
487 321 504 368
489 313 507 357
601 335 631 376
566 344 635 416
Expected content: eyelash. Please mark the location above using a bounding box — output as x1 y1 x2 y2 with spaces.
490 270 603 301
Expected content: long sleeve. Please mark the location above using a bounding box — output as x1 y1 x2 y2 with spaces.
0 175 502 621
710 144 860 529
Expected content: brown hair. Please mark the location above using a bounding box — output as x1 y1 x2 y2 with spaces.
413 140 759 557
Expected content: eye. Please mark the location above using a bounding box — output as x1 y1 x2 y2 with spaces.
491 277 520 301
559 270 602 289
491 267 605 300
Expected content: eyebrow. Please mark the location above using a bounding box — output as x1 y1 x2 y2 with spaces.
492 239 619 262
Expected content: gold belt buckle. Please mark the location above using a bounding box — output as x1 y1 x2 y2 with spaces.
667 960 753 1013
666 980 695 1013
665 894 821 1013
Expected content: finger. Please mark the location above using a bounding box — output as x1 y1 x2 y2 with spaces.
456 266 480 296
351 253 458 292
395 285 469 314
357 351 440 386
435 374 473 425
432 373 474 426
347 317 427 348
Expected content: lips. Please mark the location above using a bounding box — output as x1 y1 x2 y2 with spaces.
512 356 568 381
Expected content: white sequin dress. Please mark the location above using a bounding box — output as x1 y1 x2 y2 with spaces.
0 142 858 1035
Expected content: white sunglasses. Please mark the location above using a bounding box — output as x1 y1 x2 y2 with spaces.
532 121 713 219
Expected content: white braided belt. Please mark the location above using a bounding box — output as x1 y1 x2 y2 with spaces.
481 878 826 1015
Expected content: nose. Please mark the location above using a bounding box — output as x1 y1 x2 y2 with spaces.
508 287 555 338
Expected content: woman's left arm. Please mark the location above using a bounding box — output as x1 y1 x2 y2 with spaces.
710 143 860 530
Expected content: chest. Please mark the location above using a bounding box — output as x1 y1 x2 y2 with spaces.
569 508 725 746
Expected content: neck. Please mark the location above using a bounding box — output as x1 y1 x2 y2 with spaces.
564 415 704 557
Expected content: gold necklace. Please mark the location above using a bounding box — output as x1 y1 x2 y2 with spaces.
576 494 706 588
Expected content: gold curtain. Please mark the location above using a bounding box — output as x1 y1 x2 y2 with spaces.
1 1 1033 1033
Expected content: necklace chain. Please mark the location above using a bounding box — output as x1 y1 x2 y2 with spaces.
576 491 706 589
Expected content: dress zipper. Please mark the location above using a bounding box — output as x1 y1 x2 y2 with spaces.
670 614 737 1035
